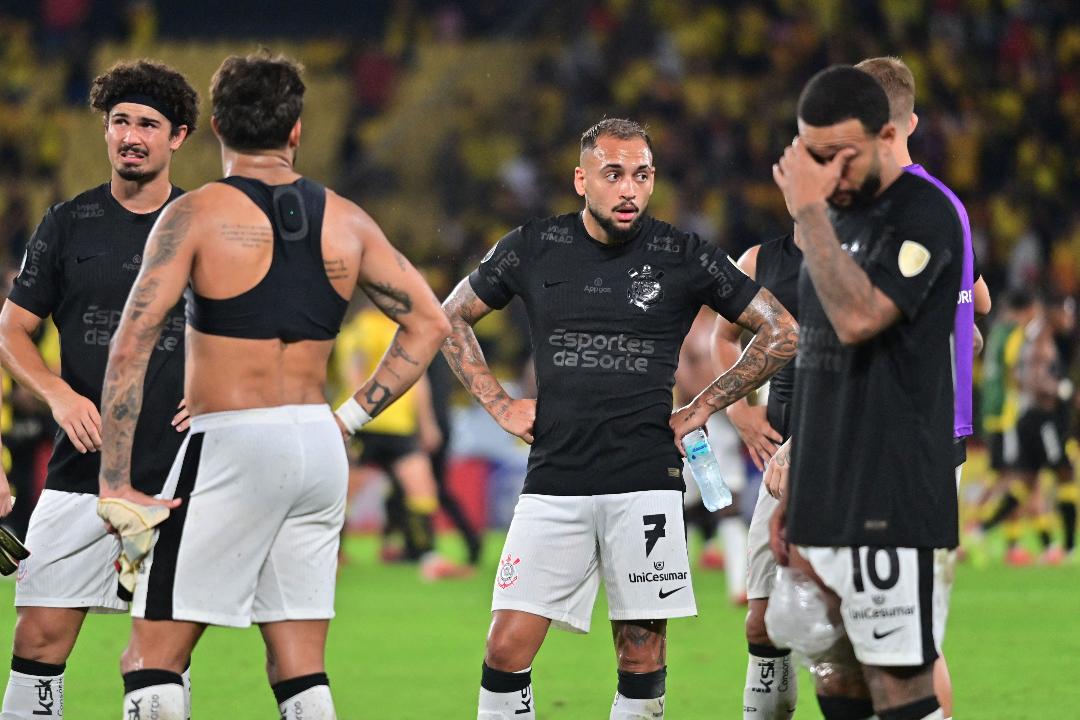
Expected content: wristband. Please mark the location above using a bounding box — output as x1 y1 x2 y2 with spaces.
335 397 373 434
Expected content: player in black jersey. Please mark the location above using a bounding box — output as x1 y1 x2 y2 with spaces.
768 67 962 720
442 118 798 719
714 233 800 720
0 60 197 720
97 53 449 720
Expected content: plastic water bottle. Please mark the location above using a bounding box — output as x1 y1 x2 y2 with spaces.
681 428 733 511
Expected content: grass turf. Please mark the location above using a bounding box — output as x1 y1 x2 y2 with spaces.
0 532 1075 718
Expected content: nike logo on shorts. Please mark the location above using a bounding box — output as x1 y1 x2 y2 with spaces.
542 279 567 288
658 586 685 599
872 626 903 640
76 253 107 263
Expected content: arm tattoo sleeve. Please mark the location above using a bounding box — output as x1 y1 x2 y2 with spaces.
99 276 170 489
100 200 192 490
795 204 895 337
440 281 513 421
701 289 798 413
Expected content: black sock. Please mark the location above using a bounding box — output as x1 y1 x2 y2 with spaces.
1059 500 1077 551
816 695 875 719
616 666 666 699
11 656 64 676
982 493 1019 531
878 695 940 720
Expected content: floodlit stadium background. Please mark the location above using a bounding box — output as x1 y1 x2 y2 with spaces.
0 1 1077 718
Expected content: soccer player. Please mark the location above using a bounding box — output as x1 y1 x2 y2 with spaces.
713 231 800 720
1008 294 1075 563
442 118 798 719
0 60 197 720
770 66 962 720
856 55 991 719
975 290 1037 550
96 53 450 720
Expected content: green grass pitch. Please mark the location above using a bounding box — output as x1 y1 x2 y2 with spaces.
0 533 1075 718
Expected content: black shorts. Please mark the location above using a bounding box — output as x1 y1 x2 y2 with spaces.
355 431 420 470
1013 409 1071 473
988 431 1017 471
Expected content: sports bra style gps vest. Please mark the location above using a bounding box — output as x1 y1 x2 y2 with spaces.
185 176 348 342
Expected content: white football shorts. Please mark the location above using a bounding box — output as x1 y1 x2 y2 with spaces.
492 490 697 633
133 404 348 628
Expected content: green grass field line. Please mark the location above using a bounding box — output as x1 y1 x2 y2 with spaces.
0 533 1075 718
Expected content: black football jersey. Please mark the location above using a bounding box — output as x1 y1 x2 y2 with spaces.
787 173 963 549
8 183 187 495
755 234 801 439
469 212 759 495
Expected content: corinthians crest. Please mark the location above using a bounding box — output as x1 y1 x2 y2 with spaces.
627 264 664 312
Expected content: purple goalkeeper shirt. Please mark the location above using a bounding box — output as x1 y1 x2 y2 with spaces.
905 163 975 438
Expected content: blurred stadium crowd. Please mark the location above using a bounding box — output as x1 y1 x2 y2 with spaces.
0 1 1076 562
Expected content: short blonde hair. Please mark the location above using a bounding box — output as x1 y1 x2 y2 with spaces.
855 56 915 123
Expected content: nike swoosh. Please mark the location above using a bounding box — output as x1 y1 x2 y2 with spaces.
76 253 106 263
872 626 904 640
658 586 686 599
542 280 567 288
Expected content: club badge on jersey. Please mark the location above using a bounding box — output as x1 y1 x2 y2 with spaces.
627 264 664 312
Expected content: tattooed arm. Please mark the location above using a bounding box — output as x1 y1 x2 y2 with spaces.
98 195 197 502
711 245 783 470
670 287 797 450
772 139 901 344
793 204 901 344
341 215 450 425
441 278 535 443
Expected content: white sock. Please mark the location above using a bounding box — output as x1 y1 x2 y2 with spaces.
2 667 64 719
278 685 336 719
720 516 748 600
610 692 665 719
181 664 191 720
123 682 185 720
921 711 944 720
743 651 796 719
478 665 533 719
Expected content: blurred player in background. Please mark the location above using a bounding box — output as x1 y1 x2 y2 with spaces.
335 303 469 578
1001 293 1076 565
443 118 797 719
96 52 450 720
0 60 196 720
973 290 1038 556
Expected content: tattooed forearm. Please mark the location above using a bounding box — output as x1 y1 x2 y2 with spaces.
795 204 897 341
388 338 420 366
364 380 393 416
700 289 797 413
363 281 413 319
440 281 512 420
99 310 164 490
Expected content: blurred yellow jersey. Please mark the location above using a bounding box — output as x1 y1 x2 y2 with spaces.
334 308 417 436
